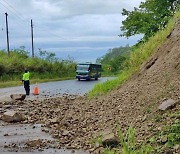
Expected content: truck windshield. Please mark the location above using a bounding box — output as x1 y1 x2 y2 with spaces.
77 65 89 71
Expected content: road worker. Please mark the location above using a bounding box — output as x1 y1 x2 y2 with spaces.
22 69 30 95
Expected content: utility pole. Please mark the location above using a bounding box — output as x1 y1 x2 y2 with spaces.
5 12 10 55
31 19 34 58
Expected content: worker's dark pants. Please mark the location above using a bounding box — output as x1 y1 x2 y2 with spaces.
24 80 30 95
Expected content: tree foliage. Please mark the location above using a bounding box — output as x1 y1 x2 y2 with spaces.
96 45 131 73
38 48 57 63
0 48 76 81
97 45 131 64
120 0 179 40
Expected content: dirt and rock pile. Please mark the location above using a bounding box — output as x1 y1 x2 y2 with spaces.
0 20 180 153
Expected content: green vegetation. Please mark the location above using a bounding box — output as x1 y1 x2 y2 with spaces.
160 120 180 149
120 0 179 41
96 45 131 75
88 10 180 98
0 47 76 88
96 112 179 154
116 126 152 154
149 111 180 153
90 110 180 154
89 3 180 152
93 126 153 154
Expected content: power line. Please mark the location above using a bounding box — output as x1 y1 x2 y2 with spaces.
0 1 28 26
0 7 5 13
0 4 7 14
0 1 16 16
0 1 69 41
0 0 59 40
0 2 65 41
0 0 29 24
0 1 81 53
1 0 29 23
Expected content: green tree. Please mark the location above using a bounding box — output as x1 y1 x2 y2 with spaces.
12 46 29 58
109 56 126 72
96 46 131 74
38 48 57 63
120 0 179 40
98 45 131 64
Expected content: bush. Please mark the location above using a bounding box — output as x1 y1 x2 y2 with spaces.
0 64 6 76
0 49 77 82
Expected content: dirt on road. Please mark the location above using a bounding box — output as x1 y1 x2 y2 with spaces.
0 20 180 153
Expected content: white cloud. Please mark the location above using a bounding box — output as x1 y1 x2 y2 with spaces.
32 0 144 18
0 0 145 62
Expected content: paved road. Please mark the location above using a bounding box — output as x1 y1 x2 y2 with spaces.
0 122 88 154
0 77 115 101
0 77 115 153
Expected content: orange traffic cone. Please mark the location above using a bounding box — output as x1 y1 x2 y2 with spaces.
33 83 39 95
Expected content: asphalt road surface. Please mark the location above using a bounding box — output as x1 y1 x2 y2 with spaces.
0 122 88 154
0 77 115 101
0 77 115 153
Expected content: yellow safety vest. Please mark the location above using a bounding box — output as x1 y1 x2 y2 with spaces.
23 72 30 81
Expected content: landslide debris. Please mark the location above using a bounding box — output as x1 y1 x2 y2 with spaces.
0 20 180 153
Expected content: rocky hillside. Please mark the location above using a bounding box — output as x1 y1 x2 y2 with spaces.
0 20 180 153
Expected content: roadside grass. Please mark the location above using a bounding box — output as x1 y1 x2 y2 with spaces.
149 110 180 153
0 69 75 88
88 11 180 98
97 111 180 154
0 77 74 88
158 120 180 150
0 49 76 86
116 126 153 154
93 125 153 154
88 67 136 98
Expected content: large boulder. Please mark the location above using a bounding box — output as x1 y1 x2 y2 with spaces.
26 139 43 147
1 110 25 123
158 99 178 111
102 132 119 148
10 94 26 101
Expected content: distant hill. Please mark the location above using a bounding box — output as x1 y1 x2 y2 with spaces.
96 45 131 74
96 45 131 64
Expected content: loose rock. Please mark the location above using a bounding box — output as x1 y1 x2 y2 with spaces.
26 139 43 147
1 110 25 123
102 133 119 148
158 99 178 111
10 94 26 101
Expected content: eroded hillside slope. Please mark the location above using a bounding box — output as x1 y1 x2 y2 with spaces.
42 19 179 149
0 20 179 153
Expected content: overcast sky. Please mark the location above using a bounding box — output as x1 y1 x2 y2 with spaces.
0 0 144 62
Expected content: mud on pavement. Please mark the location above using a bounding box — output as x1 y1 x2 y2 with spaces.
0 96 89 154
